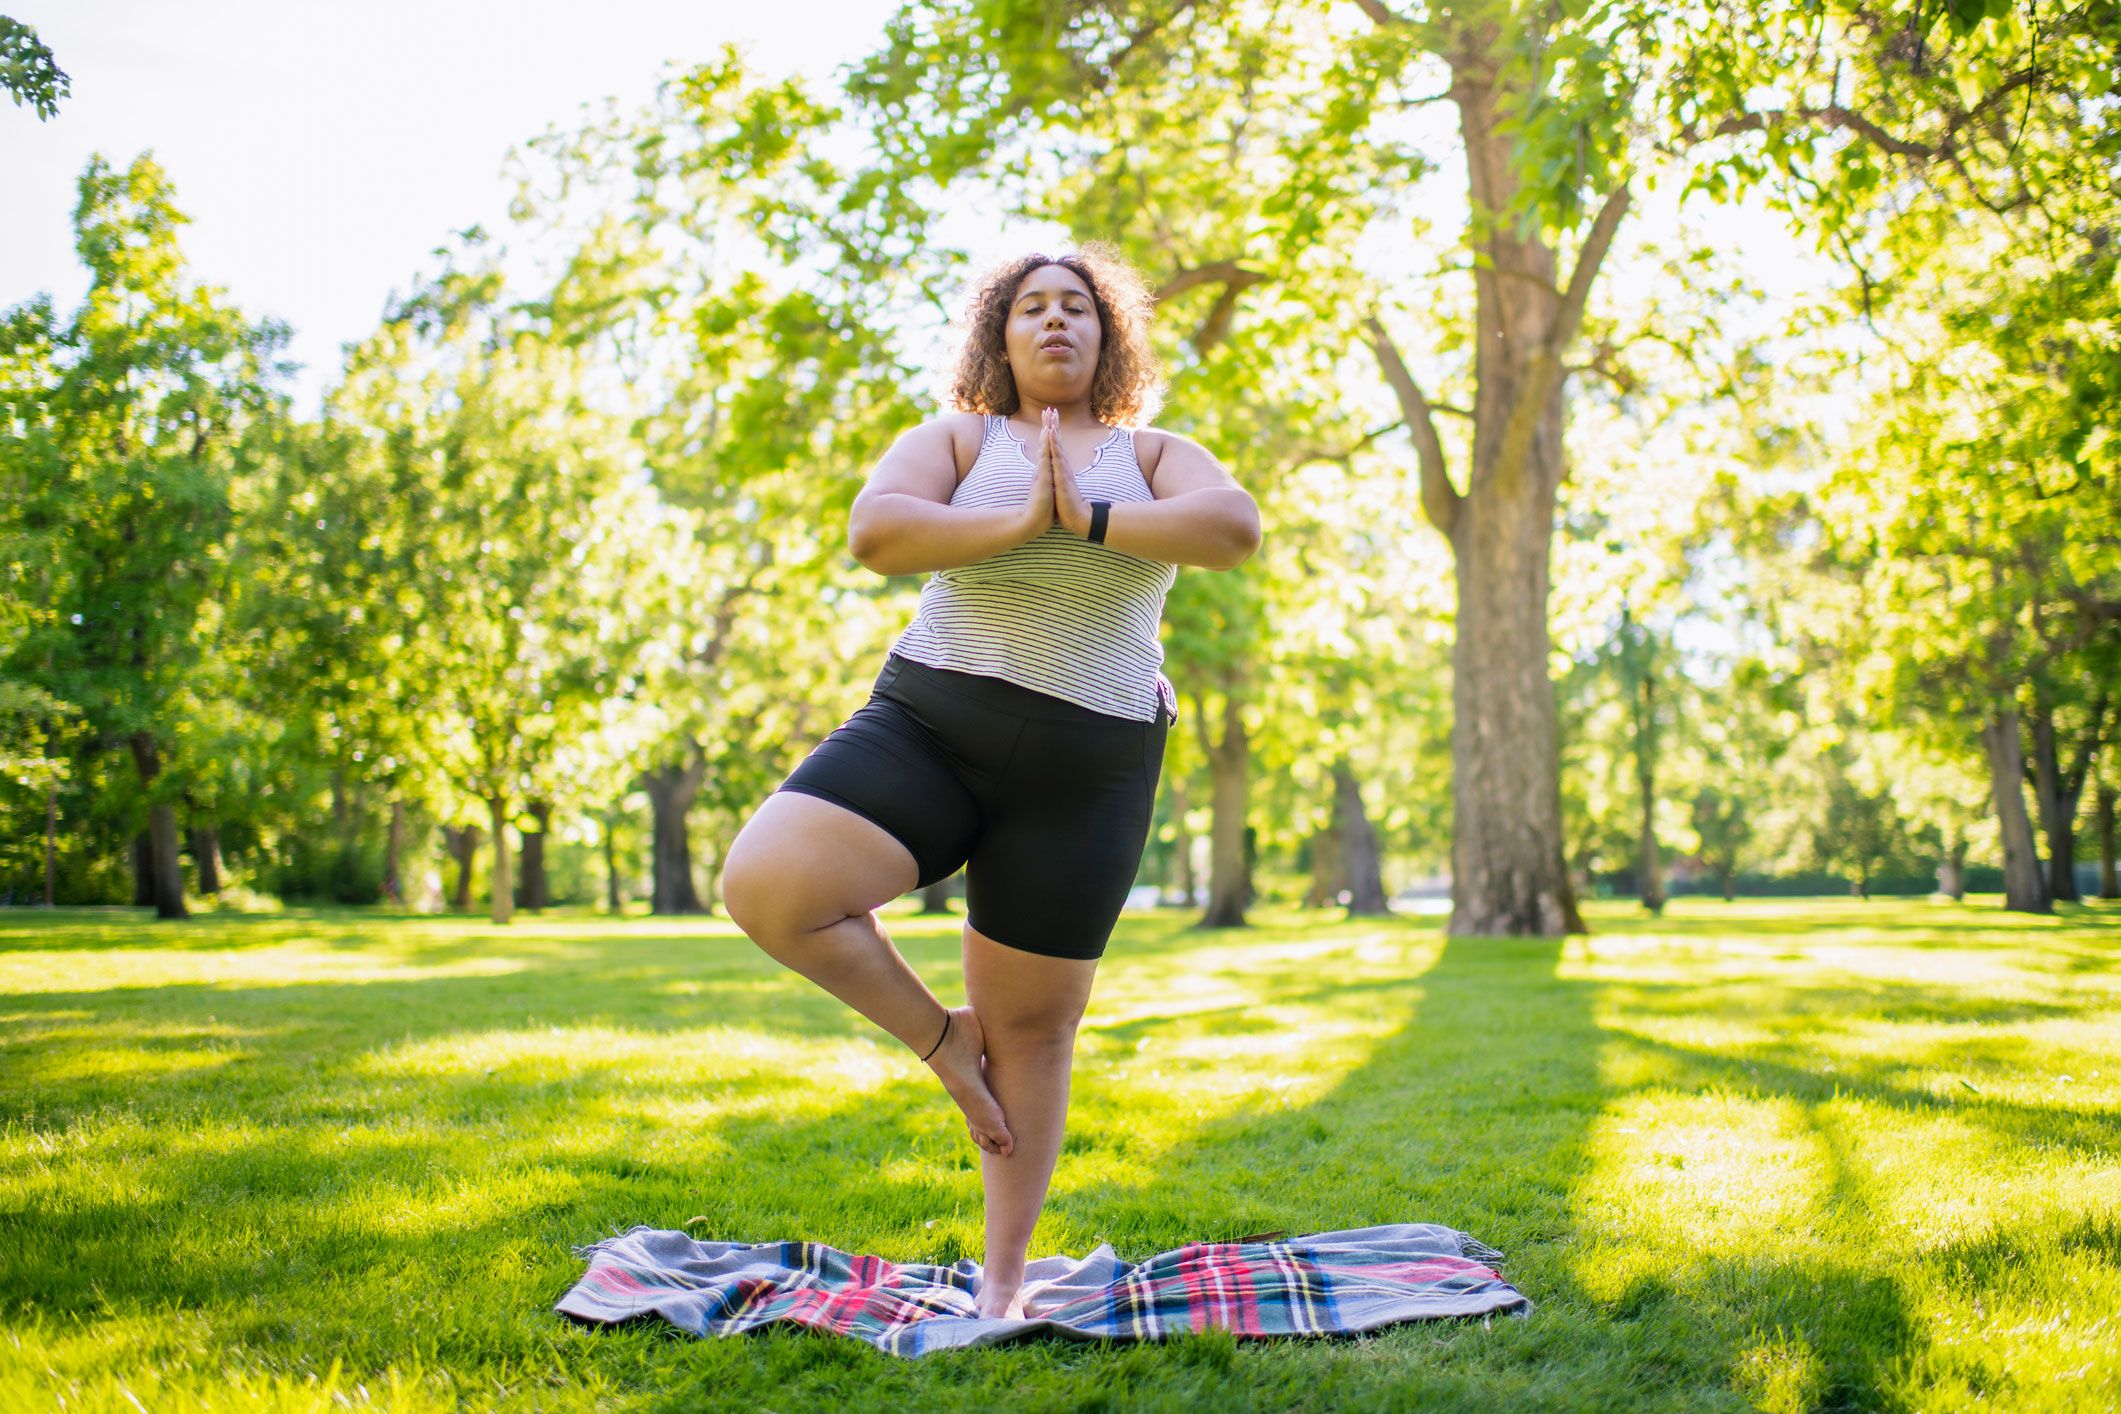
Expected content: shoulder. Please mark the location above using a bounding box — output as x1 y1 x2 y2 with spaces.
1133 426 1231 498
901 410 990 482
941 411 992 479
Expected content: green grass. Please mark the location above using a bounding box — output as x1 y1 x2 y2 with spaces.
2 895 2116 1411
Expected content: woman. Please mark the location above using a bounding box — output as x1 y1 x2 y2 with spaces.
719 242 1261 1320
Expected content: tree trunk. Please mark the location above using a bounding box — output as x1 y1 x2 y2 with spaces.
446 823 481 910
1628 797 1662 920
602 806 625 914
44 784 58 907
1939 836 1969 902
1718 864 1734 902
700 830 724 916
487 794 514 925
919 874 955 914
642 755 707 915
1441 69 1595 939
1634 662 1665 915
1201 686 1250 928
1305 822 1344 908
129 732 187 919
1446 465 1584 935
1372 58 1613 939
520 798 551 912
133 832 155 906
1333 760 1390 915
381 797 406 905
1167 776 1195 905
2097 786 2118 900
189 825 222 896
2027 704 2080 902
1982 711 2052 914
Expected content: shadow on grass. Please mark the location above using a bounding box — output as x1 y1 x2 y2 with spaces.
1015 930 1943 1407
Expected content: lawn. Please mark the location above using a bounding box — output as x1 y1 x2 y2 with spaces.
2 896 2116 1411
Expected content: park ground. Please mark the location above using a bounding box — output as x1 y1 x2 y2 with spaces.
1 896 2116 1412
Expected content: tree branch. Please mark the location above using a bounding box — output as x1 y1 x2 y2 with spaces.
1351 0 1408 24
1683 69 2039 166
1701 103 1933 158
1492 181 1632 497
1364 315 1461 538
1155 260 1269 303
2063 686 2110 798
1286 420 1403 470
1551 183 1631 355
1156 261 1270 356
1070 0 1201 94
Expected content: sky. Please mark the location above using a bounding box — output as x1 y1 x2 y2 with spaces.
0 1 918 416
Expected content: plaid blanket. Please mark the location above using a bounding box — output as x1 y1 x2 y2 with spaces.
555 1223 1530 1356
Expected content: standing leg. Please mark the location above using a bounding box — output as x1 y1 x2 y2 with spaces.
962 922 1099 1318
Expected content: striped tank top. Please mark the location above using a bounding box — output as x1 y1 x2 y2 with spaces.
887 413 1180 724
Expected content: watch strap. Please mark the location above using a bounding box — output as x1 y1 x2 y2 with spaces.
1088 500 1112 543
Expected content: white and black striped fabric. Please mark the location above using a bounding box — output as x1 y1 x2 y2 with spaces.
888 413 1179 724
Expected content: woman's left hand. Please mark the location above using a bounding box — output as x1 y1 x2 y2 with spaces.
1042 405 1093 539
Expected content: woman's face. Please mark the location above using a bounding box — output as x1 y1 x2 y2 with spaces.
1005 264 1101 405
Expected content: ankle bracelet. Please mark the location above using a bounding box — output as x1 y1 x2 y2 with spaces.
918 1010 950 1064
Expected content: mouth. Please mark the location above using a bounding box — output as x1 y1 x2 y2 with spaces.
1038 338 1072 353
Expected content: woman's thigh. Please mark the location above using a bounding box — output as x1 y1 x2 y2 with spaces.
964 711 1165 961
721 790 927 934
769 690 984 893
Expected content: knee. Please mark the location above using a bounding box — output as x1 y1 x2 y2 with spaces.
981 998 1087 1052
717 845 783 942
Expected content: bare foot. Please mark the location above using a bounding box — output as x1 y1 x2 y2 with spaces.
974 1278 1026 1320
925 1005 1013 1157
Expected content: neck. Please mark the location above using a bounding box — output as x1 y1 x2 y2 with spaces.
1017 396 1090 424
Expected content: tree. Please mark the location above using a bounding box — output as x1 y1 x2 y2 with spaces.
502 52 951 916
1819 236 2119 914
332 242 698 926
839 0 2070 935
1809 733 1921 898
2 154 288 917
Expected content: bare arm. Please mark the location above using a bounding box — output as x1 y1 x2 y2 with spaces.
848 417 1044 576
1061 430 1259 570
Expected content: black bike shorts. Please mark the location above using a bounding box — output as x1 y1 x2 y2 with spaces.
773 652 1172 961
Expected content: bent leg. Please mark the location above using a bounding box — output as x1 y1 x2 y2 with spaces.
720 791 1012 1155
962 922 1099 1318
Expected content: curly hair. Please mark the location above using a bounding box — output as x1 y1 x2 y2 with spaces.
942 242 1166 428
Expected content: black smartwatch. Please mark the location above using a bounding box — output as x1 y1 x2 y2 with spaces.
1087 501 1112 544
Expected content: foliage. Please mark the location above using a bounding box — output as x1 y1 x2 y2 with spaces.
0 15 67 120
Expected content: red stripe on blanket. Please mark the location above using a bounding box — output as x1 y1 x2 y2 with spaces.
778 1285 936 1333
1178 1243 1264 1332
581 1264 653 1296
